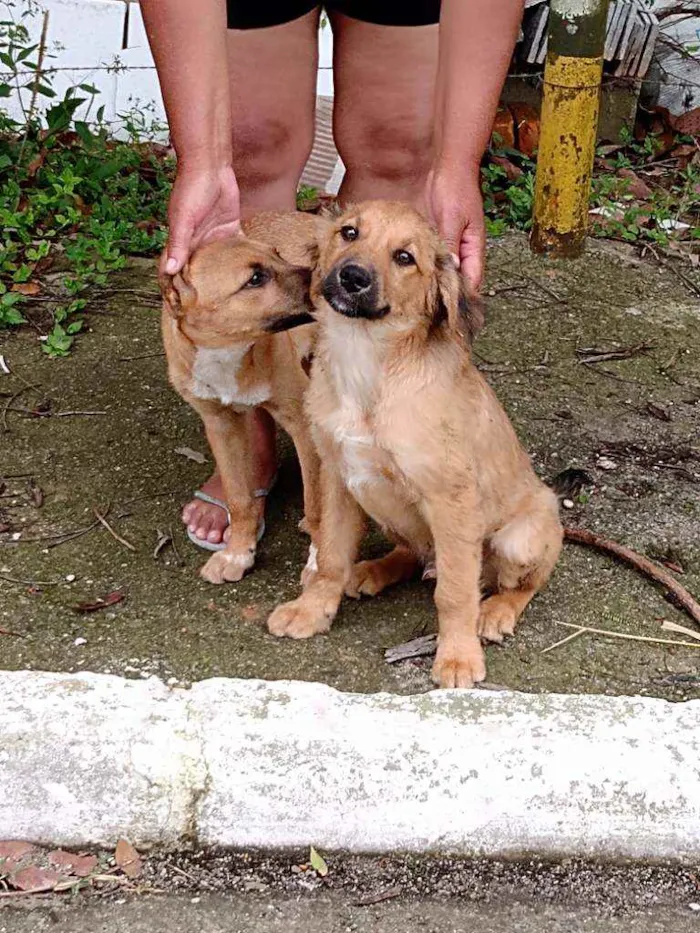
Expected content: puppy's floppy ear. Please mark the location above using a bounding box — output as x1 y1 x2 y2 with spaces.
432 252 484 345
159 268 196 319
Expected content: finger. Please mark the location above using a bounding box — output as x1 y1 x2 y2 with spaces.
163 217 195 276
461 249 484 293
460 224 486 293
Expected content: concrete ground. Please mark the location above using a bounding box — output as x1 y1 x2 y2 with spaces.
1 234 699 698
2 852 700 933
2 894 700 933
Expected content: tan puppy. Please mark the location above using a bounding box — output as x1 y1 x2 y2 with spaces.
161 212 328 584
267 201 563 689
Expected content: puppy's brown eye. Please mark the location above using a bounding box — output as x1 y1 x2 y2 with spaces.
394 249 415 267
245 267 269 289
340 225 359 242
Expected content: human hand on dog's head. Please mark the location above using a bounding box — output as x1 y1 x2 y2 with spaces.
160 164 242 277
424 166 486 295
160 235 313 346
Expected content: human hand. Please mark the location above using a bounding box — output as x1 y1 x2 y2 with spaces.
425 165 486 293
162 163 242 274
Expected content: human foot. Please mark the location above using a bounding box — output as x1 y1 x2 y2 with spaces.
182 411 277 547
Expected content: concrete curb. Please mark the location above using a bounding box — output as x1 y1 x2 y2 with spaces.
2 671 700 859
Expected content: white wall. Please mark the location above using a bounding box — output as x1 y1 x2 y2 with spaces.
1 0 334 134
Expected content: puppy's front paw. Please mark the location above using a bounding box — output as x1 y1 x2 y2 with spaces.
200 546 256 584
478 595 518 644
267 598 331 639
432 636 486 689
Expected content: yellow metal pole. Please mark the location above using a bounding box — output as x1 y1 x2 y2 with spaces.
531 0 609 257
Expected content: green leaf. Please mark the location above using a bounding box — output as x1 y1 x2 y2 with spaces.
309 847 328 877
66 319 83 335
34 83 56 99
0 306 25 325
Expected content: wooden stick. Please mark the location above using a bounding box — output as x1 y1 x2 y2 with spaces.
385 633 437 664
564 527 700 629
541 626 586 654
93 508 137 552
553 620 700 649
0 573 60 587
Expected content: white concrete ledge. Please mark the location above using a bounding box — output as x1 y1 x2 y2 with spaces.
2 671 699 859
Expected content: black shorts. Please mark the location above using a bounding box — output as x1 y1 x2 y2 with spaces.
227 1 440 29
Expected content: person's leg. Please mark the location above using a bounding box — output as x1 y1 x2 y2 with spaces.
183 8 319 545
330 11 438 208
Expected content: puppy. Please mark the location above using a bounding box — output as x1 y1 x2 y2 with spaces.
161 212 328 584
266 201 563 688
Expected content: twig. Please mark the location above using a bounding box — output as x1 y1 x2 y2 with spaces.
53 410 108 418
2 384 38 432
564 527 700 628
14 8 49 172
168 525 182 564
153 530 171 559
541 626 586 654
0 885 62 899
355 887 403 907
118 351 165 362
0 573 60 587
576 343 653 364
0 627 22 637
385 633 437 663
522 272 568 305
93 508 137 552
553 621 700 650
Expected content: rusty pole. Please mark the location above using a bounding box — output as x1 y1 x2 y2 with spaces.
531 0 609 257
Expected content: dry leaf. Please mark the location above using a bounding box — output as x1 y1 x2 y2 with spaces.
617 168 652 201
661 620 700 642
11 282 41 296
174 446 207 464
490 154 523 182
491 105 515 150
48 850 98 877
509 102 539 157
72 590 125 614
0 841 37 861
9 865 61 892
115 839 142 879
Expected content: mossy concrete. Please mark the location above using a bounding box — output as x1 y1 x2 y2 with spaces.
1 235 698 698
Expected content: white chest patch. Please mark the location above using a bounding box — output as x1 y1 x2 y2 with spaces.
322 322 390 496
191 345 270 409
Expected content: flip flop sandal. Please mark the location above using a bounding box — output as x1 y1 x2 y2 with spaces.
185 472 277 553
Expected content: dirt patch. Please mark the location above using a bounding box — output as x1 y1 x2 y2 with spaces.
1 238 699 698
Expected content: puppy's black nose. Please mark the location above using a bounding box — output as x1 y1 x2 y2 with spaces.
339 263 372 294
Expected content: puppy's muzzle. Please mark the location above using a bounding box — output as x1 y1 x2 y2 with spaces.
322 261 389 320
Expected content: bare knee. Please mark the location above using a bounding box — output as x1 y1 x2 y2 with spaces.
335 116 433 191
232 119 313 202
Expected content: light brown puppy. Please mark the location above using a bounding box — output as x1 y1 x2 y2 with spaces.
267 201 563 689
161 212 328 584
